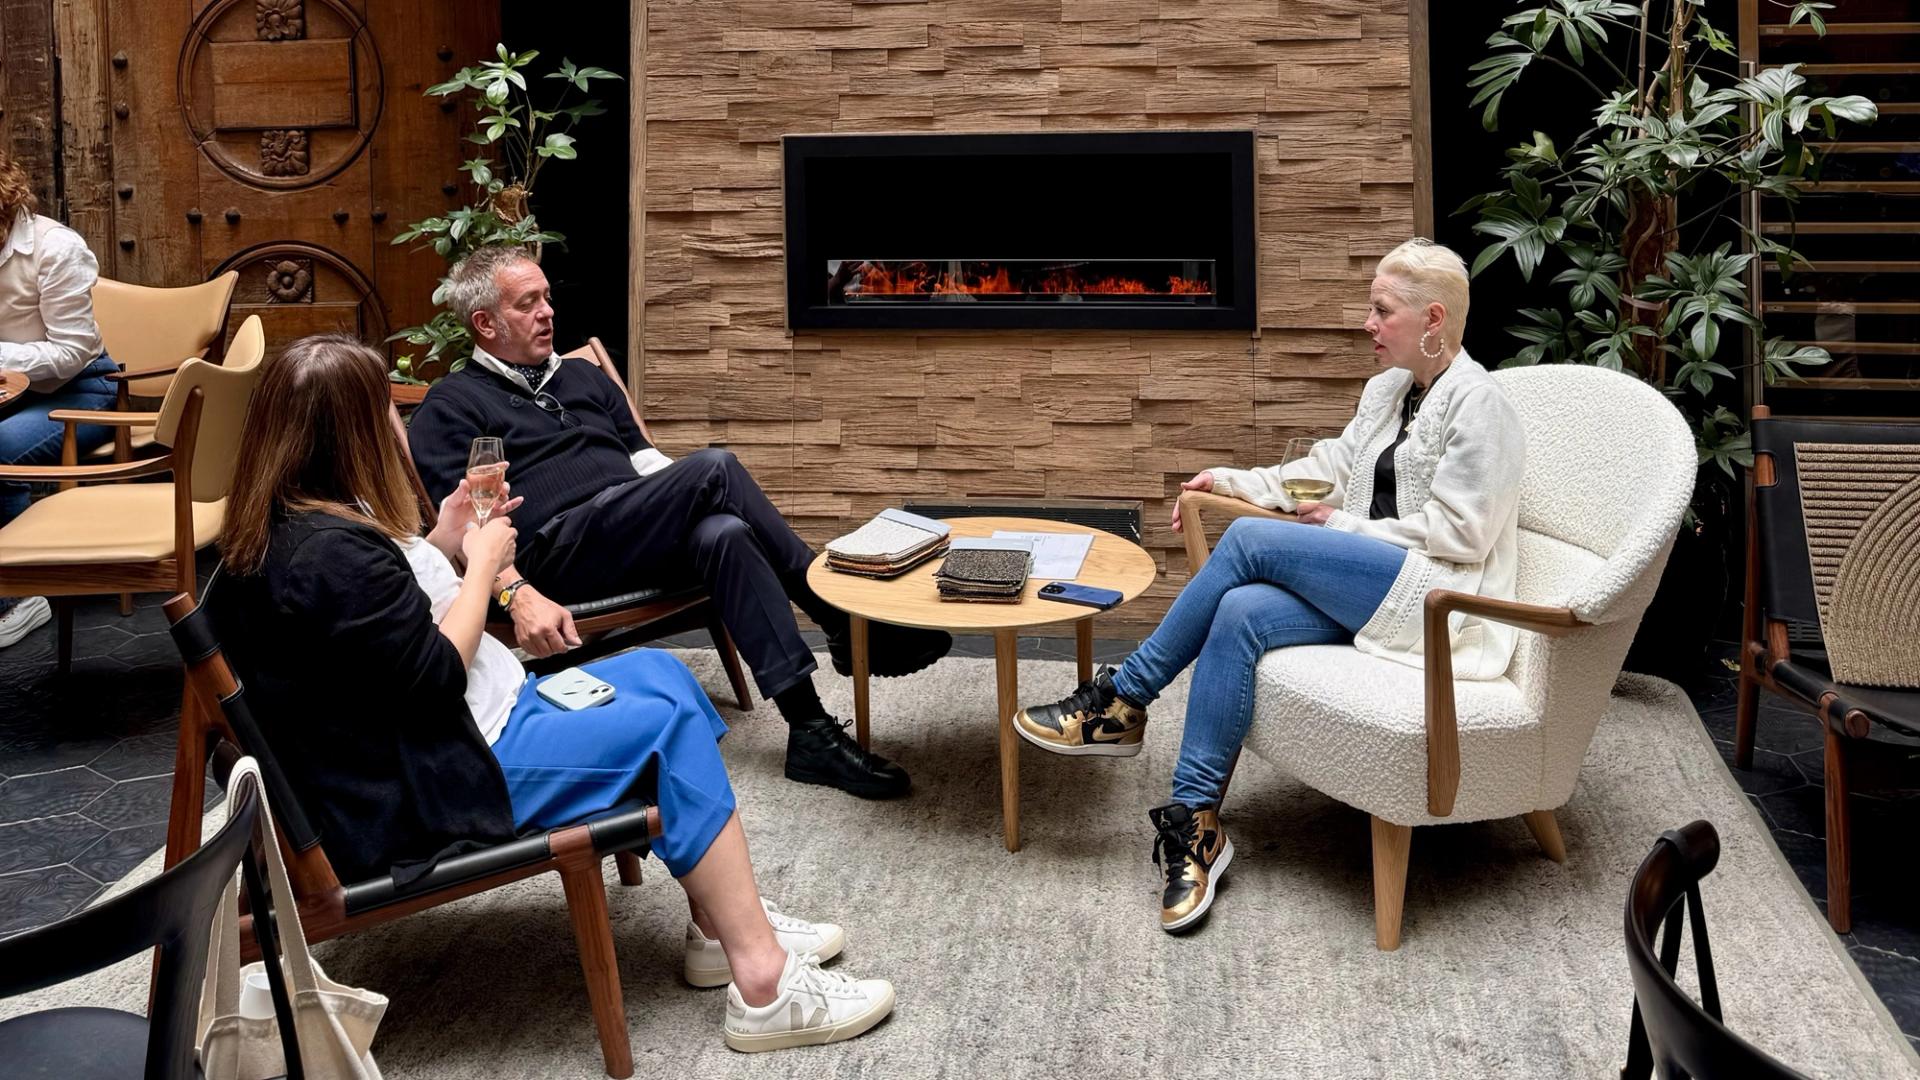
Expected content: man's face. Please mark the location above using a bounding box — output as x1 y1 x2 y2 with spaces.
474 261 555 363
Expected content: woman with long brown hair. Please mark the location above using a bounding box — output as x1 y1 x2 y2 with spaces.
217 333 895 1052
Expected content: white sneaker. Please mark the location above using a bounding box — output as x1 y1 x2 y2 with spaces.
0 596 51 649
723 949 895 1053
685 897 845 988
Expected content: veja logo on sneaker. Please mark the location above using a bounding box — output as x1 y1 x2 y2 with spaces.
790 1001 830 1030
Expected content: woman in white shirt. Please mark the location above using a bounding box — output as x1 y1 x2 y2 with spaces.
1014 239 1528 934
0 151 115 648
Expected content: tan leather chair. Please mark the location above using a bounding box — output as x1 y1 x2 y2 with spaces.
89 271 240 460
0 315 266 672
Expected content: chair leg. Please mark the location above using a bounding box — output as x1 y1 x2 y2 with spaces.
54 598 74 674
1823 726 1853 934
1734 663 1761 770
707 611 752 712
614 850 643 887
1522 809 1567 864
1370 816 1413 951
119 592 134 616
558 860 634 1079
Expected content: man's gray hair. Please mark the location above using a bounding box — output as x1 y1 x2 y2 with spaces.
443 245 541 327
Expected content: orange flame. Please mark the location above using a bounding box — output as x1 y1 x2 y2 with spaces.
848 261 1212 299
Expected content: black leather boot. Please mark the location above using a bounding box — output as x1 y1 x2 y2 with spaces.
827 623 952 678
785 715 911 799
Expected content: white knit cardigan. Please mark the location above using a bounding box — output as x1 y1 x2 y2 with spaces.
1207 351 1528 680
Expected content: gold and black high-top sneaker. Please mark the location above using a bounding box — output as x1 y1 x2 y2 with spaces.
1149 802 1234 933
1013 666 1148 757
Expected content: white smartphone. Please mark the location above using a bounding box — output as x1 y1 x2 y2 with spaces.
536 667 617 711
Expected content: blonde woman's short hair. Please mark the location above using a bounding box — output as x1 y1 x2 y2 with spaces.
1376 238 1470 349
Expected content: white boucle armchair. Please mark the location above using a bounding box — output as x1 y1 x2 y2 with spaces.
1176 365 1697 950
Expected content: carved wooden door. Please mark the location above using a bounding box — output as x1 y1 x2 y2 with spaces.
107 0 498 362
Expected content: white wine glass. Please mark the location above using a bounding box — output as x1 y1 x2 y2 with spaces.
1279 437 1334 505
466 436 506 525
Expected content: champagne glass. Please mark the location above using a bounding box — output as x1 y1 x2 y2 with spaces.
1279 437 1335 504
466 437 506 525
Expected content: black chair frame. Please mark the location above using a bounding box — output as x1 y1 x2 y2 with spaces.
1621 820 1807 1080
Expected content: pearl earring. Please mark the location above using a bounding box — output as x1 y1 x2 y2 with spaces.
1419 329 1445 359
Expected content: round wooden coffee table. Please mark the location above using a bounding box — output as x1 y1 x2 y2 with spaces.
0 371 26 414
806 516 1158 851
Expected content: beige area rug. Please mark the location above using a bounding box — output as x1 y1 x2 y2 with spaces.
7 654 1917 1078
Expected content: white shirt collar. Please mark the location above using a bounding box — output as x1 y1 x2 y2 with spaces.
0 208 36 267
469 342 560 395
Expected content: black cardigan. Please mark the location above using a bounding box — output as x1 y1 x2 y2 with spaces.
210 512 517 887
407 361 650 538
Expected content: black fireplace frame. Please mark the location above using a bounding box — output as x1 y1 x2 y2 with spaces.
781 130 1258 332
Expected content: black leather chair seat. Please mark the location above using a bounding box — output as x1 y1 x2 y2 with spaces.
1770 658 1920 740
0 1007 200 1080
342 801 656 916
563 585 699 618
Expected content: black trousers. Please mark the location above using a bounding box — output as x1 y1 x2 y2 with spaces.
518 448 835 699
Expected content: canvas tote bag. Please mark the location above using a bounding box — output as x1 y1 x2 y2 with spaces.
198 757 388 1079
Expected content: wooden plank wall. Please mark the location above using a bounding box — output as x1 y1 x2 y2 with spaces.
641 0 1417 631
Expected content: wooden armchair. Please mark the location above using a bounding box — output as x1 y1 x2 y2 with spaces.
162 587 661 1079
1734 406 1920 933
1178 365 1695 949
390 337 753 706
89 271 240 462
0 316 265 673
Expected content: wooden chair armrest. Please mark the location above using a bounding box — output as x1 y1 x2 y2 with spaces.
0 454 175 483
1420 590 1585 817
1176 489 1294 572
105 362 185 383
47 408 161 427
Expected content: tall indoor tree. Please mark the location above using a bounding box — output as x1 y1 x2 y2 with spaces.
1460 0 1875 496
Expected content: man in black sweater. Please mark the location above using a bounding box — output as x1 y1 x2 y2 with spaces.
407 246 951 798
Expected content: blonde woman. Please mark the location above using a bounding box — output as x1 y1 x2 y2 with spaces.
1015 239 1527 933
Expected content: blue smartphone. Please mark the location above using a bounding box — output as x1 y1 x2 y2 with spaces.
1037 581 1123 611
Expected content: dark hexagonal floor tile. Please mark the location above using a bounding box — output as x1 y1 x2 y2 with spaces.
72 821 168 884
80 775 175 831
88 733 179 781
0 865 103 938
1849 946 1920 1039
0 768 114 824
1728 745 1808 797
0 814 107 876
0 735 121 780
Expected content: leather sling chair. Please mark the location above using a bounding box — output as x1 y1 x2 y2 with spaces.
0 315 266 674
0 752 301 1080
162 584 665 1080
1733 406 1920 933
89 271 241 463
391 336 756 700
1621 820 1808 1080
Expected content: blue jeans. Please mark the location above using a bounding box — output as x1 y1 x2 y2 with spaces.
0 354 118 528
1111 518 1407 809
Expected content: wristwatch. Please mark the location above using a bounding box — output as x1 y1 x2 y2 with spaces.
497 579 530 610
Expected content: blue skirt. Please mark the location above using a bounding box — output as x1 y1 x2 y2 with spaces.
489 649 735 877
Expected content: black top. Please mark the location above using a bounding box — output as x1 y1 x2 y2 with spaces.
209 512 517 886
407 361 651 537
1369 365 1448 520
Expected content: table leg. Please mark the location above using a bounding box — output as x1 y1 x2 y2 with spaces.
995 628 1021 852
1076 617 1094 684
851 614 870 750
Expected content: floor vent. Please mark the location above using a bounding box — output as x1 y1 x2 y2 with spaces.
903 498 1142 544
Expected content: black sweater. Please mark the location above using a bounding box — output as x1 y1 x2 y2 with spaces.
407 361 650 538
209 513 518 886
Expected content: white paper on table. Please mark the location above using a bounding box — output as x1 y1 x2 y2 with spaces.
991 531 1094 580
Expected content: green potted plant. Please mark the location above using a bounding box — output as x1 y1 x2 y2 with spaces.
1458 0 1875 679
389 45 621 382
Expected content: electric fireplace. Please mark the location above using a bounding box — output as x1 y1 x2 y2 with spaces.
782 131 1257 331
